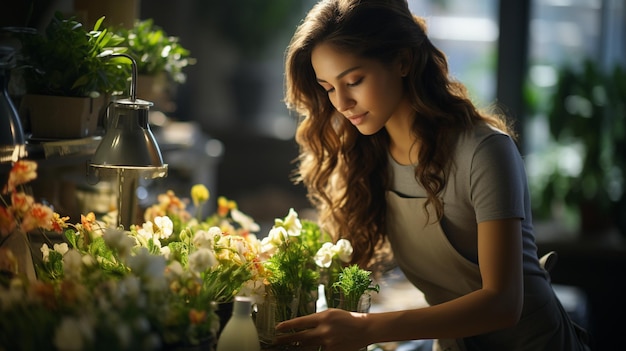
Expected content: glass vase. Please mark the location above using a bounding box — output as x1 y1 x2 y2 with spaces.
255 293 300 346
336 292 371 351
335 292 372 313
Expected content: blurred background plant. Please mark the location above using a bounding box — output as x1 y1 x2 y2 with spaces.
116 18 196 85
15 12 129 98
526 60 626 235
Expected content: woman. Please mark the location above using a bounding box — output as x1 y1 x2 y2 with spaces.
275 0 591 350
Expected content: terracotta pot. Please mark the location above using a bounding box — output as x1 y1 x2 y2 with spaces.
19 94 106 139
73 0 140 29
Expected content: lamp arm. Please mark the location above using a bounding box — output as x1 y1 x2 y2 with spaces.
105 53 138 101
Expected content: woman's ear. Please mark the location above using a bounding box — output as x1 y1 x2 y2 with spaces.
398 49 412 77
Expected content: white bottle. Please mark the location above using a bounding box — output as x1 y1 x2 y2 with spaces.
216 296 260 351
316 284 328 312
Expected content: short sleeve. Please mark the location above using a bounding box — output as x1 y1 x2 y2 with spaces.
469 134 527 223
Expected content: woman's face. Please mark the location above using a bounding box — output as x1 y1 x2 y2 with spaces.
311 42 409 135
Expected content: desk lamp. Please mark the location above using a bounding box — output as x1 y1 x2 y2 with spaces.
90 53 168 229
0 45 26 164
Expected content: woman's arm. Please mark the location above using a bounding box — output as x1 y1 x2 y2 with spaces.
275 218 524 351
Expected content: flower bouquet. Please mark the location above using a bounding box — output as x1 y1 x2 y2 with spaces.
254 208 362 346
0 160 67 281
135 189 264 304
0 169 262 350
0 160 381 351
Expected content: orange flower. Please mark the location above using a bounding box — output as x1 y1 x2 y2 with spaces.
144 190 191 223
80 212 96 232
51 213 69 233
2 160 37 194
188 308 207 325
217 196 237 217
21 203 54 232
10 192 34 216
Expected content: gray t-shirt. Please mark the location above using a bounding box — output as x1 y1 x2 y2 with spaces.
388 122 543 276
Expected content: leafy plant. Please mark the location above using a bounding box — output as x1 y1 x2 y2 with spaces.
116 19 196 84
528 59 626 231
262 209 320 316
333 264 379 312
16 12 130 97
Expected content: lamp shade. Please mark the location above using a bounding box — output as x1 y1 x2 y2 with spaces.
0 45 26 163
91 97 165 169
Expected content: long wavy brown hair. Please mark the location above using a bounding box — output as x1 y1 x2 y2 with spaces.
284 0 515 269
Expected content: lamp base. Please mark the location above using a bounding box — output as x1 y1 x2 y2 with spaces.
90 164 168 229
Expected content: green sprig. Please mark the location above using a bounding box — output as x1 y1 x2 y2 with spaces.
332 264 379 312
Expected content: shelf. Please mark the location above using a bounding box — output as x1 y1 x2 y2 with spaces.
25 136 102 165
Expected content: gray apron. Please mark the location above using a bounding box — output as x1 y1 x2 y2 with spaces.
385 191 590 351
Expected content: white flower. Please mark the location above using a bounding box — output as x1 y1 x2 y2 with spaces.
193 227 219 249
268 226 289 245
230 237 247 261
137 221 155 244
40 243 51 262
260 226 289 255
333 239 353 262
314 239 353 267
277 208 302 237
62 250 83 280
103 228 136 257
238 278 267 305
154 216 173 239
152 237 162 248
314 242 335 268
207 225 223 238
231 208 260 233
188 248 217 273
53 242 69 256
81 254 97 267
89 220 108 239
160 245 171 259
126 248 167 291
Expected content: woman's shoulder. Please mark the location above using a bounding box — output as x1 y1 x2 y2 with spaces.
457 121 511 150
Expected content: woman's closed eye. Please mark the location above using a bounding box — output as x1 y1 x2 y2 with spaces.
347 77 363 87
323 77 364 93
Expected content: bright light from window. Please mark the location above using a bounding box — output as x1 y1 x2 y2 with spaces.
427 16 498 42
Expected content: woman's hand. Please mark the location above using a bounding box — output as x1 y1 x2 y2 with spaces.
274 308 371 351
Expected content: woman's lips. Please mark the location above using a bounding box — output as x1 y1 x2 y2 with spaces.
347 112 366 125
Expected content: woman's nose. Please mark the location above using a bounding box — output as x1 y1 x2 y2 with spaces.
334 89 355 112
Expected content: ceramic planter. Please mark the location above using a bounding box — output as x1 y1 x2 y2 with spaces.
19 94 106 139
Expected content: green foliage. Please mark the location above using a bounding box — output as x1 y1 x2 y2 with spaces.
300 219 333 252
265 240 318 296
116 18 195 84
531 60 626 219
16 12 130 97
333 264 379 312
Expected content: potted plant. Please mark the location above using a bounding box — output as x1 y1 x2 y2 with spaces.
115 19 196 112
14 12 130 139
528 59 626 236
